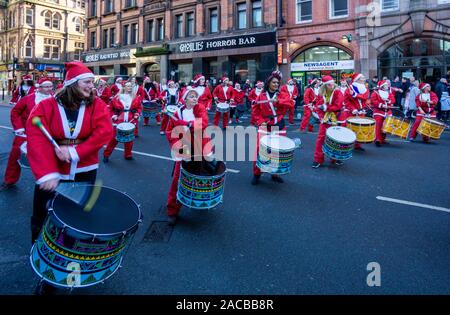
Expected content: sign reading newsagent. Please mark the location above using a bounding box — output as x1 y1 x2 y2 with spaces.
291 60 355 71
171 32 276 54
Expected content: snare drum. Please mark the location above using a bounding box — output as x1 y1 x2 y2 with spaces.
346 117 376 143
322 126 356 161
177 160 227 209
382 115 411 139
30 185 142 288
256 135 296 174
164 105 178 117
115 122 135 143
18 141 30 169
142 100 160 118
417 118 447 139
216 102 230 113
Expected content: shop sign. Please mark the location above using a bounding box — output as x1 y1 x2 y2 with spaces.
291 60 354 71
171 32 276 54
83 50 132 63
36 64 64 72
277 43 283 64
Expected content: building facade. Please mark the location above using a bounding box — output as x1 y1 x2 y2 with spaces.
0 0 86 91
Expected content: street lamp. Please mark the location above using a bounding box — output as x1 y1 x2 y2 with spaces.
342 34 352 43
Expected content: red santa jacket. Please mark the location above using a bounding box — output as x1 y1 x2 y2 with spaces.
371 90 395 117
314 88 343 121
11 85 36 104
96 86 112 105
248 88 264 105
213 85 234 103
165 104 212 159
280 84 299 103
26 97 113 183
303 87 317 107
252 90 293 127
193 85 213 109
344 86 370 113
110 94 142 123
142 86 160 102
160 88 181 106
11 93 49 133
110 83 122 97
415 92 438 117
232 89 245 106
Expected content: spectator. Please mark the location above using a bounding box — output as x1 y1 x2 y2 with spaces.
406 80 420 119
368 75 378 93
435 78 448 120
392 76 404 109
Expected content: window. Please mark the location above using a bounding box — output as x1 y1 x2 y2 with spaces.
237 3 247 29
175 14 183 38
296 0 312 22
52 13 61 29
103 29 109 48
12 9 16 27
110 28 115 46
209 8 218 33
90 31 96 48
25 38 33 58
26 9 33 25
131 23 138 45
186 12 195 37
252 1 262 27
43 38 61 60
157 18 164 41
147 20 154 42
381 0 399 11
293 46 351 63
105 0 113 14
330 0 348 18
74 42 84 60
45 12 52 28
75 17 83 33
125 0 136 8
90 0 97 17
123 25 129 45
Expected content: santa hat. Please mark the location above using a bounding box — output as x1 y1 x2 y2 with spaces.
287 78 294 84
63 61 94 87
182 86 199 101
221 76 229 83
322 75 335 85
56 83 64 89
167 80 175 86
98 77 107 84
419 82 430 90
22 74 33 81
234 82 241 88
378 80 389 88
256 81 264 87
351 73 364 83
115 77 123 83
193 74 205 83
37 77 52 87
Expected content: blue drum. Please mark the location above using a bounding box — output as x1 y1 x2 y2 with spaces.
115 122 135 143
30 185 142 288
322 126 356 161
142 100 160 119
256 135 296 175
177 160 226 209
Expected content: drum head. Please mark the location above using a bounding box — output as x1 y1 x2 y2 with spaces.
425 118 446 126
217 103 229 109
117 122 135 131
260 135 295 151
166 105 178 113
347 117 375 125
51 186 141 235
181 160 226 177
326 126 356 143
20 141 27 154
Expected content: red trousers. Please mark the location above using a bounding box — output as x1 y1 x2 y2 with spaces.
3 136 26 185
103 132 134 158
253 128 287 176
144 113 161 125
373 115 387 143
213 111 229 128
313 123 339 164
160 113 169 132
287 106 295 124
300 107 314 132
166 161 182 216
410 113 436 141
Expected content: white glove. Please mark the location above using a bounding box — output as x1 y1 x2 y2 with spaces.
112 115 118 121
352 109 358 115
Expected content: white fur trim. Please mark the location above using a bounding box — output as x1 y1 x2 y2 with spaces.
323 80 335 85
353 74 363 83
64 72 95 87
194 76 205 83
36 172 61 185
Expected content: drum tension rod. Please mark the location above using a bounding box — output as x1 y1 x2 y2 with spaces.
91 234 97 242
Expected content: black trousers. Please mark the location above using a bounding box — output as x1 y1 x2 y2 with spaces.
30 170 97 244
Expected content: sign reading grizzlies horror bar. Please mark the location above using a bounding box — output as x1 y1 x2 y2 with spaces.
171 32 276 54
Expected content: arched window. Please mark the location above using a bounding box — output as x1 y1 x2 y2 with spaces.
74 17 83 33
25 38 33 58
44 11 52 28
53 13 62 29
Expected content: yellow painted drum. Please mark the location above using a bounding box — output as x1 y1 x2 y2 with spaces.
382 116 411 139
417 118 447 139
346 117 376 143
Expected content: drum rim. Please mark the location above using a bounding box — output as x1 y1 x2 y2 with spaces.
423 117 447 126
180 160 227 179
116 122 135 130
49 185 143 237
260 135 296 151
346 116 376 125
326 126 357 143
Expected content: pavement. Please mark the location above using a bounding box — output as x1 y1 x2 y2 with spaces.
0 103 449 295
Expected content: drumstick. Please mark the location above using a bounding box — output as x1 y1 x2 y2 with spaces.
31 117 62 151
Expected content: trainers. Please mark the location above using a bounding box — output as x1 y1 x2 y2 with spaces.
312 162 321 169
375 141 381 147
334 160 344 166
160 131 165 135
408 138 415 142
125 156 134 161
0 182 14 191
251 175 260 185
271 175 284 183
228 119 232 124
135 135 139 138
354 147 365 151
103 156 109 163
167 215 178 226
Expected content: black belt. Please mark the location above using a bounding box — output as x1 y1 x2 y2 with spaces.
57 139 84 145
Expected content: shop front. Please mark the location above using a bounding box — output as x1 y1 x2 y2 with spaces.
290 45 354 93
83 49 137 79
168 31 277 85
33 63 64 81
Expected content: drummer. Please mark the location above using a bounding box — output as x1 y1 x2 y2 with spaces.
300 78 320 133
213 76 234 129
94 78 112 106
409 82 439 142
0 78 53 191
249 81 264 126
371 80 396 147
312 75 344 168
142 77 161 126
103 82 142 161
159 80 180 135
164 87 214 226
342 73 370 151
192 73 213 110
251 71 293 184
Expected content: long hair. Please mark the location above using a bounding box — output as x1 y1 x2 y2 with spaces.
264 71 282 92
55 83 95 111
318 83 335 97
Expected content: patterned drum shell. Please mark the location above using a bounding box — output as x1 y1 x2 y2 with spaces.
115 122 135 143
142 101 160 118
216 102 230 113
382 116 411 139
417 118 447 139
322 126 356 161
346 117 376 143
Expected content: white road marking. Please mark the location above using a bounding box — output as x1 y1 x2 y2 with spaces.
376 196 450 213
0 125 13 131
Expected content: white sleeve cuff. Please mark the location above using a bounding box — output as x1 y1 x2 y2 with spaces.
14 128 25 134
68 146 80 163
323 105 327 112
36 172 61 185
